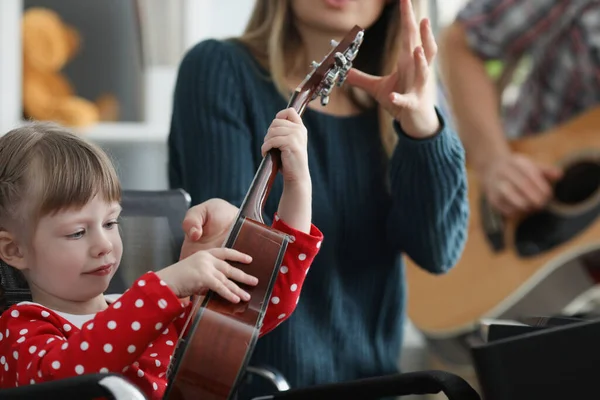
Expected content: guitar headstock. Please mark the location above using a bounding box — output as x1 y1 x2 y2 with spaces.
289 25 364 113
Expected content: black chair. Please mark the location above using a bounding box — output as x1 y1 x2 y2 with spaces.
0 189 481 400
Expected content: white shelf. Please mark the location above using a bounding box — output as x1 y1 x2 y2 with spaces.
77 122 168 143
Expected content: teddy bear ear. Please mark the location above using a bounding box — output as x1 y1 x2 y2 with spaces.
63 26 81 61
22 8 71 72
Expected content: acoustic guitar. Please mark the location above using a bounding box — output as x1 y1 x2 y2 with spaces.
163 26 365 400
405 106 600 368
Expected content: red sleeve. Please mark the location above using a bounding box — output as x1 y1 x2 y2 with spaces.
0 271 184 388
259 213 323 336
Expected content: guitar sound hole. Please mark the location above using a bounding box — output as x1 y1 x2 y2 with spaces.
553 161 600 205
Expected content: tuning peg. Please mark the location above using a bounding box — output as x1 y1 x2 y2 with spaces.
320 95 330 106
330 39 339 47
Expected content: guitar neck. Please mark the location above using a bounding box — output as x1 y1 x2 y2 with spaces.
237 88 313 221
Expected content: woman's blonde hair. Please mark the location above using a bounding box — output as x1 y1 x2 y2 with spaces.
237 0 426 157
0 122 121 238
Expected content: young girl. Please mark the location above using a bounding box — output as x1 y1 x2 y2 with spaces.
0 108 322 400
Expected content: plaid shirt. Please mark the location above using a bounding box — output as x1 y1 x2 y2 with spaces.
456 0 600 138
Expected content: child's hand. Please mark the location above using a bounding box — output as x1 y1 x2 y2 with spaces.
261 108 309 184
156 248 257 303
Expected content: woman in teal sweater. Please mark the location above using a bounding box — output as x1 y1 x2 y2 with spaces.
168 0 469 397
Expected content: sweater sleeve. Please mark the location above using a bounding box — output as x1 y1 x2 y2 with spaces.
168 39 258 210
0 272 184 387
387 107 469 274
259 213 323 336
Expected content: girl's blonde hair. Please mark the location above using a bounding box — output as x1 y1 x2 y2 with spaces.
0 122 121 238
237 0 426 157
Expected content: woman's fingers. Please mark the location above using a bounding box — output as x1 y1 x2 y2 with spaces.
420 18 437 65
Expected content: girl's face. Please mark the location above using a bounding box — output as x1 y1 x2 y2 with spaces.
291 0 389 36
21 195 123 312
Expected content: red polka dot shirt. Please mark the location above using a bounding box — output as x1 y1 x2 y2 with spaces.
0 215 323 399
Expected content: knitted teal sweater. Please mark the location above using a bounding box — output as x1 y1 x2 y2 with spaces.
168 39 469 397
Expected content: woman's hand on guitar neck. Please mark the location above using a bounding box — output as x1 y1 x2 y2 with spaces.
480 153 563 216
156 247 257 303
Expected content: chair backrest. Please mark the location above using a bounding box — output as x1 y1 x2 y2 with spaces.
0 189 191 312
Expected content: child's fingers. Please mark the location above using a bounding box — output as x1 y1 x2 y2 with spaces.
207 247 252 263
261 136 289 156
275 107 302 123
215 259 259 286
207 276 241 303
221 277 252 301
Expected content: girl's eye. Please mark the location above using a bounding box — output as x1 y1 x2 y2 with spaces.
105 220 120 229
67 230 85 239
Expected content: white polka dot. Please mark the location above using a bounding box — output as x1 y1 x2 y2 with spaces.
4 363 8 372
0 356 5 364
19 329 28 335
160 280 167 286
28 346 37 354
179 312 185 318
158 299 167 309
271 297 280 305
162 328 169 335
16 337 25 343
37 370 42 378
0 332 3 341
113 301 122 309
127 345 136 353
80 342 89 351
27 362 31 370
153 382 158 390
75 365 84 375
38 350 46 357
61 343 68 350
138 280 146 287
298 253 307 261
131 321 141 331
155 360 161 367
5 329 9 337
87 323 94 330
122 366 129 373
278 313 286 319
150 353 158 357
155 323 163 330
158 372 165 378
166 340 174 346
30 379 35 384
290 284 298 292
46 338 54 344
135 299 144 308
63 324 72 332
280 266 288 274
11 310 19 318
103 344 113 353
41 311 49 318
52 361 61 370
316 241 322 248
137 369 144 377
100 367 109 373
107 321 117 330
12 351 18 360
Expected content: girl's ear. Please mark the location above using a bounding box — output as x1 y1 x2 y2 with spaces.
0 230 28 270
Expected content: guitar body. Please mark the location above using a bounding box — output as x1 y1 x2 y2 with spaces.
163 26 365 400
406 106 600 367
165 217 288 400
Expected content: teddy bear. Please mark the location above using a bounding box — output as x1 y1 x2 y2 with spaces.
21 7 119 128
